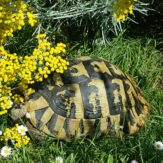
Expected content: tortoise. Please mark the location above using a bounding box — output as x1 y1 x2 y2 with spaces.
11 56 149 140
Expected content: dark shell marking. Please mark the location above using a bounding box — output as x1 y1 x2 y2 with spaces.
26 56 149 140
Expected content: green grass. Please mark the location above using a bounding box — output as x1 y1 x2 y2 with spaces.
0 36 163 163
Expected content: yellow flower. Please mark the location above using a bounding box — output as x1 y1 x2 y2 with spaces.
27 12 37 27
0 1 37 43
113 0 137 22
0 110 7 116
1 124 30 148
36 33 47 39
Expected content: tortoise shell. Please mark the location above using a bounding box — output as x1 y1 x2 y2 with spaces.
21 56 149 140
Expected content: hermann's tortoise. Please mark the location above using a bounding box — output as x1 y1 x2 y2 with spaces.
11 56 149 140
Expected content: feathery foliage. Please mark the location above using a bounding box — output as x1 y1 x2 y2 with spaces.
27 0 149 43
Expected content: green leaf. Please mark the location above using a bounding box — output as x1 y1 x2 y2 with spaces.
107 154 114 163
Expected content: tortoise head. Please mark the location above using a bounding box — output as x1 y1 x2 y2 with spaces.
10 104 27 121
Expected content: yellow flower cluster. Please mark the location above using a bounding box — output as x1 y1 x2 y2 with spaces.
0 46 19 115
0 46 20 85
0 0 37 43
12 94 24 104
0 87 12 116
0 97 13 115
0 124 30 148
27 12 37 27
0 34 69 116
19 33 69 85
113 0 137 22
